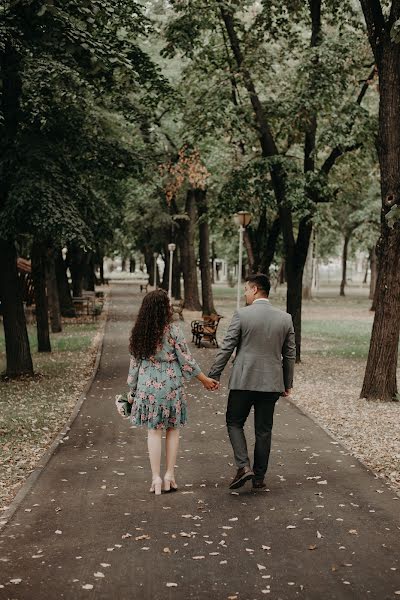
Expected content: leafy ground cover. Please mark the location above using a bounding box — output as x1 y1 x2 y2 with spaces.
0 319 104 510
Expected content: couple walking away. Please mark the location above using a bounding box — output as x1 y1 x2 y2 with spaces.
126 273 295 495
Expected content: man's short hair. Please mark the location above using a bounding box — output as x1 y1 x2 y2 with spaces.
245 273 271 296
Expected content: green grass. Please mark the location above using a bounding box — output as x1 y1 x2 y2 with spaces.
0 323 97 360
302 319 373 359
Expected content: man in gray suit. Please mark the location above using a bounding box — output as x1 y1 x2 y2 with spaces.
209 273 296 490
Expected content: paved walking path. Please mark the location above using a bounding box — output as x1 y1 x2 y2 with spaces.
0 283 399 600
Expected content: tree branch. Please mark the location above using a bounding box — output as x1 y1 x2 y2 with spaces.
304 0 322 175
218 2 296 251
320 65 376 176
359 0 386 60
321 143 362 175
356 65 377 105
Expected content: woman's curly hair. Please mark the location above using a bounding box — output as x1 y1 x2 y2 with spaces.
129 289 173 359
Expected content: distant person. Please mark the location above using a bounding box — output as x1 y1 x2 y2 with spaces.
208 273 296 490
127 289 218 495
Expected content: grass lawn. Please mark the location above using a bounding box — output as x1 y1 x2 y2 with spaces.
302 320 373 359
0 323 97 360
0 320 102 510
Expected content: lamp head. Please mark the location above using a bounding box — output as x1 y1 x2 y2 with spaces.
233 211 252 227
168 243 176 252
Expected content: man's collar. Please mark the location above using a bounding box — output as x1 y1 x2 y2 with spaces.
253 298 270 303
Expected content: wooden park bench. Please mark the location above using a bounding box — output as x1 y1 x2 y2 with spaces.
72 292 102 319
191 314 223 348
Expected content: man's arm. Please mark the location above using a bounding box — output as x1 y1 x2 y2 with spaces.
208 310 241 380
282 317 296 391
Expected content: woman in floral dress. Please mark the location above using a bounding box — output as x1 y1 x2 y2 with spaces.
128 289 218 495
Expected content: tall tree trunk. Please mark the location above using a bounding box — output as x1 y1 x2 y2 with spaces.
243 229 255 273
0 39 33 376
68 243 85 297
172 247 182 300
369 245 377 301
0 241 34 377
285 221 311 362
211 241 216 283
55 249 76 317
161 244 169 291
196 188 216 314
340 234 350 297
359 14 400 399
302 233 314 300
279 260 286 285
46 247 62 333
31 241 51 353
96 246 105 284
83 251 95 292
363 254 369 284
180 189 202 310
260 216 280 274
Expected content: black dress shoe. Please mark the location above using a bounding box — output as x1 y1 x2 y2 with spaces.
229 466 255 489
252 479 267 490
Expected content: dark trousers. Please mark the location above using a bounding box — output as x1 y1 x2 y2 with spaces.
226 390 280 481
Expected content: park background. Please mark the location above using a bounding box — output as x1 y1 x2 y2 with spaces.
1 0 400 514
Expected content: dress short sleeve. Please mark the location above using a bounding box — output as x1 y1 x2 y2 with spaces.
170 325 201 380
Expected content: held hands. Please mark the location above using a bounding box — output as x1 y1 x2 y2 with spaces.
197 372 219 390
202 377 219 391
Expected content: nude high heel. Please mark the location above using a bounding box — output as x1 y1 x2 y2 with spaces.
150 476 162 495
163 474 178 493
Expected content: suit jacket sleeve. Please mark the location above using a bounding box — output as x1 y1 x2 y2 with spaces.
208 310 241 380
282 316 296 389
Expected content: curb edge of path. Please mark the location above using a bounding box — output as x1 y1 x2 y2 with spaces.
0 293 111 533
286 395 400 499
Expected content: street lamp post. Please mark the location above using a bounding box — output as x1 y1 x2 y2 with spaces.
153 252 158 288
233 211 251 309
167 243 176 300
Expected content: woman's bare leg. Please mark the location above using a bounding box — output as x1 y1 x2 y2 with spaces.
164 427 180 491
147 429 162 494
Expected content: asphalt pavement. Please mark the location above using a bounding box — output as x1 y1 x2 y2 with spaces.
0 282 399 600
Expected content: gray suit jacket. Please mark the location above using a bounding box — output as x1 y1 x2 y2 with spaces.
208 300 295 392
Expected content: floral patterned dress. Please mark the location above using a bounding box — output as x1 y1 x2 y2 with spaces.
127 323 201 429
